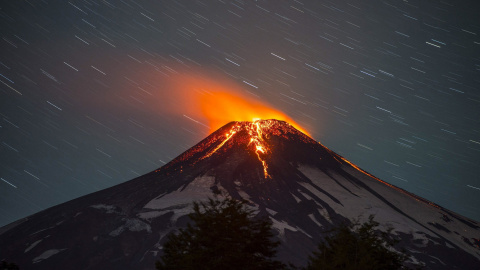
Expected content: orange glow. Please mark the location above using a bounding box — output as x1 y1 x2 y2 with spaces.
163 71 310 136
198 91 308 135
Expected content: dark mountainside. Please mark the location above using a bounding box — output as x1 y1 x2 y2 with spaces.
1 120 479 269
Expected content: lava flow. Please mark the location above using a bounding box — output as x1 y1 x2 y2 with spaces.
202 119 275 178
247 119 272 178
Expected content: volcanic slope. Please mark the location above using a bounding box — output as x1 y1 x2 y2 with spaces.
1 119 479 269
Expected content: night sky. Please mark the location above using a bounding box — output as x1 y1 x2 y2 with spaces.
1 0 480 227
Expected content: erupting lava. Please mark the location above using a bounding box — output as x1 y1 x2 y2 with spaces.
162 71 310 136
248 119 271 178
203 119 276 178
159 71 313 178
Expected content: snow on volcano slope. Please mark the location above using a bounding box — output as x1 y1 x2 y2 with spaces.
0 120 478 270
296 163 480 263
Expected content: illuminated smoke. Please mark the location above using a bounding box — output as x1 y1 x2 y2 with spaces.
162 71 310 136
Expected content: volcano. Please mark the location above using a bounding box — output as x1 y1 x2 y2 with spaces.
1 119 479 269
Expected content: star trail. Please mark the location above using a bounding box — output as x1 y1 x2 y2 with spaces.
1 0 479 226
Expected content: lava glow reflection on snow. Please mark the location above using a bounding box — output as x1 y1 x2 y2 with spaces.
164 72 310 136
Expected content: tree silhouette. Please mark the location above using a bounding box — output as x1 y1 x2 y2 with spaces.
156 197 286 270
306 215 417 270
0 260 19 270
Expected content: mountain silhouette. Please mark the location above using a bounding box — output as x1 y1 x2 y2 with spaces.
1 119 479 269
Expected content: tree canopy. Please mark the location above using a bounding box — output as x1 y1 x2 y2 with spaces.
306 215 415 270
156 197 286 270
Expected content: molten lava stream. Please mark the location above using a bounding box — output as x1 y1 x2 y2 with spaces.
247 121 272 178
200 120 274 179
202 129 237 160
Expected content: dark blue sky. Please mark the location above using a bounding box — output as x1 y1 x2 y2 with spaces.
1 0 480 226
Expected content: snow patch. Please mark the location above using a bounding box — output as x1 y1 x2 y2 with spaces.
266 208 277 216
236 189 251 201
25 239 42 253
412 232 430 247
216 181 228 194
405 250 422 266
270 217 297 236
297 189 313 201
109 218 152 237
30 228 50 236
296 227 312 238
90 204 118 214
317 208 332 222
429 255 446 265
308 214 323 227
298 165 433 233
144 176 216 210
32 249 66 263
142 176 218 223
299 182 345 206
244 203 260 216
291 193 302 203
137 211 169 221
